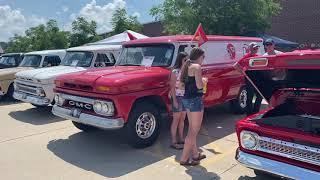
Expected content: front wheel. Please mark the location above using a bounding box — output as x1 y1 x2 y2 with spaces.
230 86 248 114
126 102 161 148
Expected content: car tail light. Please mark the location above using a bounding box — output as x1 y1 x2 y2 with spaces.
249 58 268 67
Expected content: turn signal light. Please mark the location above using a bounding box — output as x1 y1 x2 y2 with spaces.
55 80 63 87
249 58 268 67
96 86 110 92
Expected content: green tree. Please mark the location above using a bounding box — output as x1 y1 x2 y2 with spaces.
150 0 281 35
6 20 69 53
111 8 143 34
70 17 102 47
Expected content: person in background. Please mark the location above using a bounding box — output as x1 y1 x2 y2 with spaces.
169 52 188 150
242 42 263 116
263 39 283 56
179 47 207 166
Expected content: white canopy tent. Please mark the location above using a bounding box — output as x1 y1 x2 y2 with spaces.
0 46 4 54
87 30 148 46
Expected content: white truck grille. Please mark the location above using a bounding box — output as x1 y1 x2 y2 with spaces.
16 83 37 95
258 137 320 166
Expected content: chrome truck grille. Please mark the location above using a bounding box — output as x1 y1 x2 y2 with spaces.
15 83 37 95
258 137 320 166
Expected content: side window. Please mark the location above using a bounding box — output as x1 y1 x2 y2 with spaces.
94 53 114 67
178 45 196 53
108 53 116 64
54 56 61 66
178 45 188 53
43 56 60 67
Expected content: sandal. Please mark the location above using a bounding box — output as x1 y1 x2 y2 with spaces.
170 143 183 150
192 153 206 161
180 159 200 166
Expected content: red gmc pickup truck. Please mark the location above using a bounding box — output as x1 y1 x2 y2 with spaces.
235 50 320 179
52 35 264 148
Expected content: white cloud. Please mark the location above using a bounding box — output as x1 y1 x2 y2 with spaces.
0 5 46 41
62 6 69 12
132 12 141 18
71 0 127 33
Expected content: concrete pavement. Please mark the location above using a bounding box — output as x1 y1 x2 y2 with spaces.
0 99 279 180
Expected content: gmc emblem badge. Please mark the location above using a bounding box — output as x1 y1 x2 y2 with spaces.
68 101 92 110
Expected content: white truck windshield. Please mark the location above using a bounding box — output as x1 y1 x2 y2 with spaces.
19 55 42 67
117 44 175 67
61 51 94 67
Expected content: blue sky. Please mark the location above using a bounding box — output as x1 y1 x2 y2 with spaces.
0 0 163 41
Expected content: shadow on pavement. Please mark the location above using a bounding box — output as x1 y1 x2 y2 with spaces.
185 166 221 180
9 106 66 125
0 98 22 106
46 103 249 178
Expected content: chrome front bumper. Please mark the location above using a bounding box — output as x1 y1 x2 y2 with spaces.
236 149 320 179
52 105 124 129
13 91 50 106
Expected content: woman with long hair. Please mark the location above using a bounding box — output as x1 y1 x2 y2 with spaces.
169 52 188 149
179 47 207 166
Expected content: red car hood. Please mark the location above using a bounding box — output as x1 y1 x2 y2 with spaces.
56 66 171 94
237 50 320 107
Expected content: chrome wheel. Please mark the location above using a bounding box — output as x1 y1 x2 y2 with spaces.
239 89 248 109
135 112 156 139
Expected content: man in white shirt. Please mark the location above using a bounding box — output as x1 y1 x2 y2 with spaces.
263 39 283 56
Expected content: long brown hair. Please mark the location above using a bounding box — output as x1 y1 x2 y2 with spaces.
180 47 205 83
174 52 188 69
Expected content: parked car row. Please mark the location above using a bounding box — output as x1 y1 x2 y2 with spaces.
1 31 319 179
0 50 66 99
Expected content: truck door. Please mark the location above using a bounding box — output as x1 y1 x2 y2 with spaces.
201 42 245 107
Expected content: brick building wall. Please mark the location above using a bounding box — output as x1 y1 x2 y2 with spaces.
267 0 320 46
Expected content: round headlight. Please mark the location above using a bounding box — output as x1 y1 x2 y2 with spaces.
54 94 59 104
102 103 109 113
54 94 64 106
58 96 65 106
36 88 45 97
240 131 259 150
93 102 102 113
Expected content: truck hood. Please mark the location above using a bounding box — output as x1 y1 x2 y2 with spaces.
15 66 87 84
56 66 171 94
237 50 320 106
0 67 33 81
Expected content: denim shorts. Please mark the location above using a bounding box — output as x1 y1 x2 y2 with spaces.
171 96 186 112
182 97 204 112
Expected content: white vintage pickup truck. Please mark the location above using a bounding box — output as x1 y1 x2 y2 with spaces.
13 45 121 107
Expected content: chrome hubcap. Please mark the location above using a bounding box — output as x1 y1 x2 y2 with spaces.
136 112 156 139
239 89 248 108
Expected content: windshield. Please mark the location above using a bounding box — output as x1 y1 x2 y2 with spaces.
117 44 175 67
0 56 16 66
19 55 42 67
61 51 94 67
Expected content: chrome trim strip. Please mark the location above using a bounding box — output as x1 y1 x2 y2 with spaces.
13 91 50 106
300 114 320 120
258 136 320 166
52 105 124 129
59 93 95 104
236 150 320 179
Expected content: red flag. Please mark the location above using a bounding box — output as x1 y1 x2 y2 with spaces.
192 23 208 46
127 31 137 40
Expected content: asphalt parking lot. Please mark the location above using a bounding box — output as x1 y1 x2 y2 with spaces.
0 99 280 180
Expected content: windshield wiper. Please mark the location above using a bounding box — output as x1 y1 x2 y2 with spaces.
118 64 141 66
